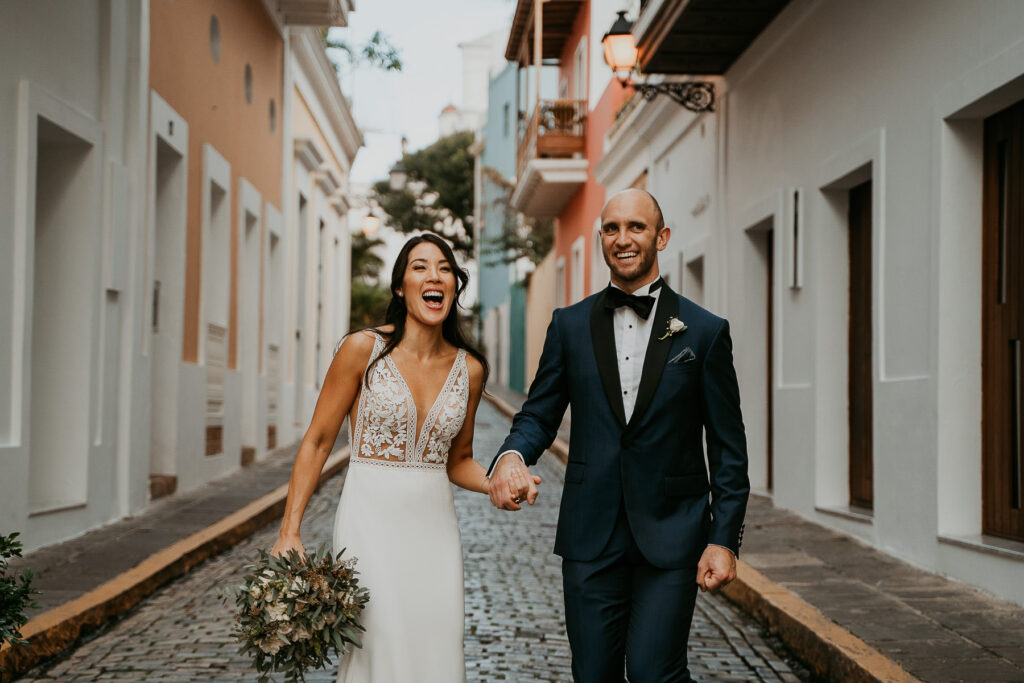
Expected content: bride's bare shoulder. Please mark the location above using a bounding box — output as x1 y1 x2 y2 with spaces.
345 325 394 346
464 353 485 392
334 330 378 365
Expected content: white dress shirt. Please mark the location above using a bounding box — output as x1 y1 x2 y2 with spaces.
611 279 662 423
492 278 661 469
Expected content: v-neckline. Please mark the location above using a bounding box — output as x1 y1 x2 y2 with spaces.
384 349 463 455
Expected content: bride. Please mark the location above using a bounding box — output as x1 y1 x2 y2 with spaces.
270 234 538 682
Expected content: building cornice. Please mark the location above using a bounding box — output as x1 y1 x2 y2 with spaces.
316 168 341 196
292 27 362 166
330 192 351 215
294 137 325 172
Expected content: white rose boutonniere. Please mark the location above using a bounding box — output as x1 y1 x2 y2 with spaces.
658 316 687 341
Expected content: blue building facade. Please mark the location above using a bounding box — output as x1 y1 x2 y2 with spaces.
478 63 525 391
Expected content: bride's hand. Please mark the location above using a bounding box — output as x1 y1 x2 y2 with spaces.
270 534 305 559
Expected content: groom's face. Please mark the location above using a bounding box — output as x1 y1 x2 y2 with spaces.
599 190 670 290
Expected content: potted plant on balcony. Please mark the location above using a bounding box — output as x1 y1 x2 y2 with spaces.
550 99 577 133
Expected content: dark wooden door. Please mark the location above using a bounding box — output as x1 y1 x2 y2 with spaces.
767 229 774 491
983 99 1024 542
848 181 874 510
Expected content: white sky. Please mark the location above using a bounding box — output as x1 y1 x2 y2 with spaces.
335 0 516 184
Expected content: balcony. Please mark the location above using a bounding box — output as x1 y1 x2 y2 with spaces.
634 0 790 75
511 99 588 218
505 0 585 62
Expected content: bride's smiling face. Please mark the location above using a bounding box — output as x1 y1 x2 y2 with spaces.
397 242 457 327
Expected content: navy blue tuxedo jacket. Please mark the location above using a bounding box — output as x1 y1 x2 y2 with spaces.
493 284 749 569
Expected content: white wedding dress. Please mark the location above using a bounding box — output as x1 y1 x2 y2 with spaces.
333 333 468 682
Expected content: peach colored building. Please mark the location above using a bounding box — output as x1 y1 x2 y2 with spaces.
0 0 359 553
148 0 287 496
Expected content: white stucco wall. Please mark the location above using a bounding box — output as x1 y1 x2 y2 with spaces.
0 2 149 551
598 0 1024 604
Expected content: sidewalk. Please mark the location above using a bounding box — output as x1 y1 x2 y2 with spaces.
1 434 349 679
488 385 1024 683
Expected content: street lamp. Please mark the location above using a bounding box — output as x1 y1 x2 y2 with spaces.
601 10 715 113
603 10 639 81
388 159 408 192
361 214 380 236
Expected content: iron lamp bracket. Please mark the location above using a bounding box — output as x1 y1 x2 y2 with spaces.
625 80 715 113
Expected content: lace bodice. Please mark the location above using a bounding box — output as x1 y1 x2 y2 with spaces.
350 334 469 470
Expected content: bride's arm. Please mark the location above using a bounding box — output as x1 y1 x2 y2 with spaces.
270 332 373 557
446 356 489 494
447 356 542 497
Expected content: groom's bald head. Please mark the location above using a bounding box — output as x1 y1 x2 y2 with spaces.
601 189 665 232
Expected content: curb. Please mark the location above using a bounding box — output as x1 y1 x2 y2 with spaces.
483 391 917 683
721 562 919 683
0 448 350 681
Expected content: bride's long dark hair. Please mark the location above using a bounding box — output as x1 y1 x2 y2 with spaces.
362 233 488 387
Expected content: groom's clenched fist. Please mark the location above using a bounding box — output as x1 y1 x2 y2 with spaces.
488 453 541 511
697 544 737 592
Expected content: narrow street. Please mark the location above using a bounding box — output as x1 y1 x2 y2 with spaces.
20 400 804 682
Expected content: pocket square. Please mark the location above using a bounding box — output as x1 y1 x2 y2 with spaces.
669 347 696 364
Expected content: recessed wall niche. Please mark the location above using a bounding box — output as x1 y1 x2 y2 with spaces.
209 15 220 63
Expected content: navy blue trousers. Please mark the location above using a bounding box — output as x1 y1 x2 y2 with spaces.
562 509 700 683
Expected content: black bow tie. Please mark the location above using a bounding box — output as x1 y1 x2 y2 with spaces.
604 280 661 319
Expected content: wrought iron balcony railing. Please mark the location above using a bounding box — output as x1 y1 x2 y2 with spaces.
517 99 587 181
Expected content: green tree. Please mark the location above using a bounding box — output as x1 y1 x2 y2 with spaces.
372 131 476 257
480 166 554 267
348 232 390 330
349 280 392 330
351 232 386 280
321 29 402 74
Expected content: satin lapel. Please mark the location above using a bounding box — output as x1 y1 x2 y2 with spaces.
590 290 627 428
628 287 680 430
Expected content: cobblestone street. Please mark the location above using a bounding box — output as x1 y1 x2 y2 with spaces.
20 400 805 682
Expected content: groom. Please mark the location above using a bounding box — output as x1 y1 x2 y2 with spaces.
488 189 749 683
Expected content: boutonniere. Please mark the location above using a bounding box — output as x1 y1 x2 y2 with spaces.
658 317 687 341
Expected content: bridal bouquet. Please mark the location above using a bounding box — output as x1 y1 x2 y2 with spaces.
223 545 370 683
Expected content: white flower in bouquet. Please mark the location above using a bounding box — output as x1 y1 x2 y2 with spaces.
265 601 290 623
259 635 286 655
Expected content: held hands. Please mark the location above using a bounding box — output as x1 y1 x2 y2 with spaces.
696 544 737 592
487 455 542 511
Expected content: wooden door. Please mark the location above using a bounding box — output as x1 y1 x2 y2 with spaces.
848 181 874 510
983 99 1024 542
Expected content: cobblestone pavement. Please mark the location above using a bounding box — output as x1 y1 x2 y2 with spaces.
20 400 805 682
